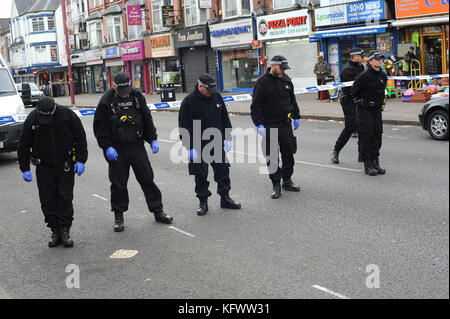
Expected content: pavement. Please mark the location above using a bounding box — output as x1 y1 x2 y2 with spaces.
0 113 448 299
53 92 428 126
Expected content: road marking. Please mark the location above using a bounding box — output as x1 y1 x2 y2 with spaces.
0 285 11 299
168 226 195 238
312 285 350 299
110 250 138 259
93 194 108 201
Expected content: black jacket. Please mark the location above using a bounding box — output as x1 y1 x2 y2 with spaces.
93 88 157 150
340 61 364 96
18 105 88 172
250 70 301 126
351 65 387 108
178 85 232 150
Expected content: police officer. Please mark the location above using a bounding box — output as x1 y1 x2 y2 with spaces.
178 74 241 216
93 72 173 231
17 96 88 248
352 50 387 176
331 48 365 164
251 56 301 199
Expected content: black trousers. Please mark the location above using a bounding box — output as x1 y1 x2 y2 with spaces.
334 96 359 153
317 78 323 99
262 121 297 185
188 149 231 199
108 142 163 214
36 164 75 228
356 106 383 162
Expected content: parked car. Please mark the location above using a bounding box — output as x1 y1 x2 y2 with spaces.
0 56 26 153
418 96 449 141
16 82 44 107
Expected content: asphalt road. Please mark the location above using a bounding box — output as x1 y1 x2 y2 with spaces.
0 112 448 299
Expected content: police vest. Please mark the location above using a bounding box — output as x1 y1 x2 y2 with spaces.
109 93 144 144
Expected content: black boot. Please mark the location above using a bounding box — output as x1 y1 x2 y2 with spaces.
114 212 124 232
271 183 281 199
372 158 386 175
60 226 74 248
220 195 241 209
331 149 340 164
48 226 61 248
282 179 301 192
364 161 378 176
154 211 173 224
197 198 208 216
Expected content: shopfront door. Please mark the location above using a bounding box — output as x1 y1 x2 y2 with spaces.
339 37 355 71
422 34 444 75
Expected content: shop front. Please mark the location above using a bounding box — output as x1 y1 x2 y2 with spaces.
209 18 258 92
311 0 394 80
144 33 181 93
85 49 105 93
392 0 449 75
103 46 123 90
120 41 147 93
257 9 316 88
70 52 88 94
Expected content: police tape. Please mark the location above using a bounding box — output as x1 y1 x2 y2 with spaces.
1 74 448 124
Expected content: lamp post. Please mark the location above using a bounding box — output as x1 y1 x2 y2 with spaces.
62 0 75 105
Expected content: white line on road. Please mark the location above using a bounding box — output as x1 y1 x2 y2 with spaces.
0 285 11 299
312 285 350 299
93 194 108 201
168 226 195 238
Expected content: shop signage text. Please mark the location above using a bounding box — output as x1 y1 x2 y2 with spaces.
103 47 120 59
315 0 384 27
395 0 449 18
198 0 212 9
151 35 171 49
120 41 145 61
127 5 142 25
257 10 310 41
145 34 175 58
174 27 208 48
209 19 254 48
162 5 175 27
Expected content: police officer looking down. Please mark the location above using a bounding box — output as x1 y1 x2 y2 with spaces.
352 51 387 176
18 96 88 248
178 74 241 216
93 72 173 231
330 48 365 164
251 56 301 199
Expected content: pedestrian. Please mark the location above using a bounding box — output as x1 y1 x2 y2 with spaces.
251 56 301 199
426 47 441 75
313 54 330 100
17 96 88 248
331 48 365 164
403 46 416 75
352 50 387 176
178 74 241 216
93 72 173 231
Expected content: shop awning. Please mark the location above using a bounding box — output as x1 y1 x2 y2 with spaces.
392 16 449 27
310 24 389 39
39 66 68 73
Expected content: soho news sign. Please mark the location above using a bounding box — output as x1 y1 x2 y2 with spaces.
257 10 310 41
315 0 384 27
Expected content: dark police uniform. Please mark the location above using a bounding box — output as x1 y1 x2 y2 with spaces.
352 64 387 175
93 88 165 217
251 70 301 186
18 105 88 231
332 60 364 160
179 85 232 200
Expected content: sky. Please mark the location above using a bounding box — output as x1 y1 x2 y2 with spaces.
0 0 13 19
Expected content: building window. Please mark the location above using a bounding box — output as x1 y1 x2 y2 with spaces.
47 16 55 30
34 45 46 64
273 0 295 10
221 0 251 20
184 0 207 26
106 15 122 43
152 1 163 32
128 8 145 40
88 21 103 47
50 45 58 62
32 17 45 32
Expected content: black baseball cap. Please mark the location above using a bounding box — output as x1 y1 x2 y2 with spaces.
198 74 218 94
114 72 132 96
270 55 290 70
409 46 415 50
368 50 384 61
36 96 56 124
350 48 366 57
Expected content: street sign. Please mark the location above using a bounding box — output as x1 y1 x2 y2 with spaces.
162 6 175 27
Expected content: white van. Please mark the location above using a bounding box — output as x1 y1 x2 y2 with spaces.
0 56 26 153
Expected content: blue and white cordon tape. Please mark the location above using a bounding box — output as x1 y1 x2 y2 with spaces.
1 74 447 124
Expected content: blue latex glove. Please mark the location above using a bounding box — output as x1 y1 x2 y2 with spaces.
22 171 32 182
151 140 159 154
74 162 85 176
294 119 300 130
189 149 198 161
106 147 118 161
257 125 266 136
225 140 232 153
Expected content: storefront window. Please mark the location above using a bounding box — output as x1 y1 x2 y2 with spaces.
328 42 339 80
94 65 104 92
155 58 181 88
357 34 375 55
221 50 258 91
376 33 393 55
